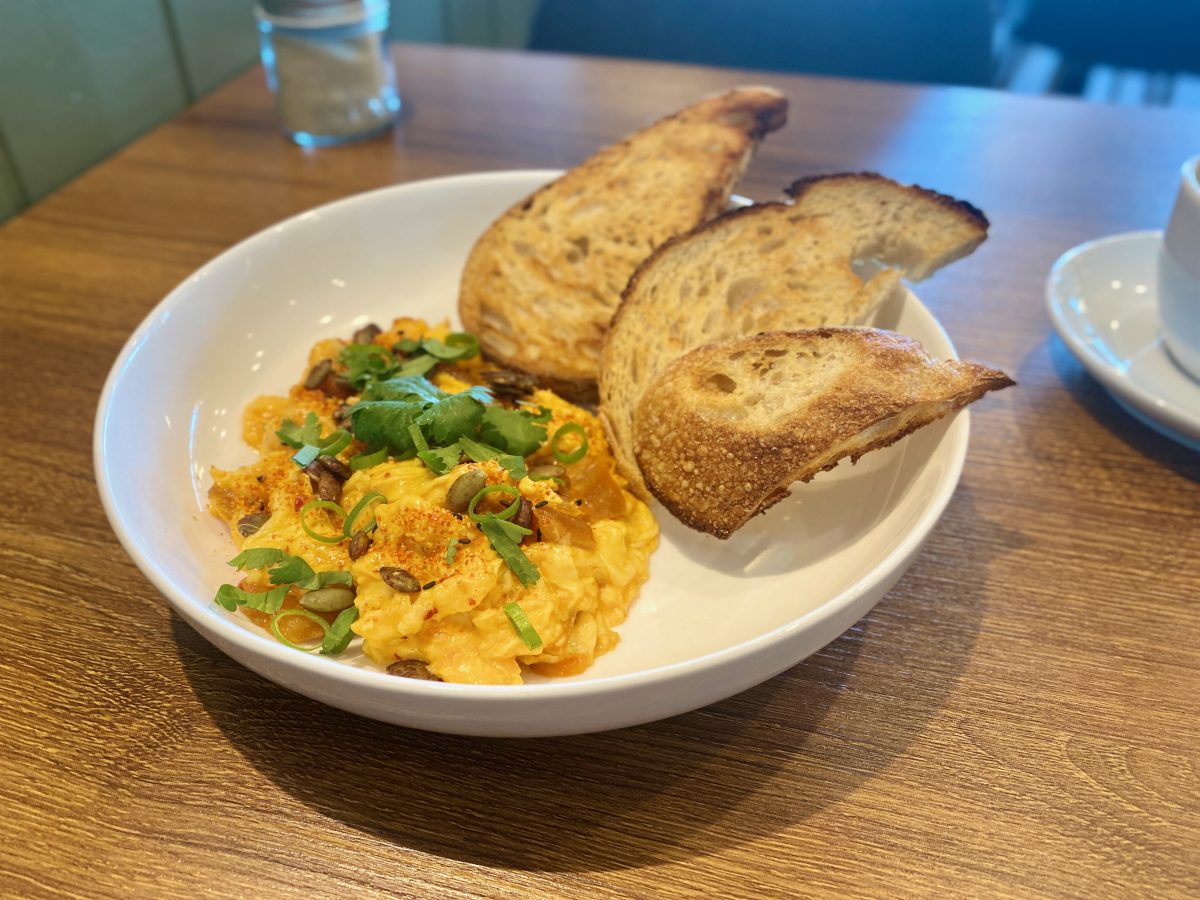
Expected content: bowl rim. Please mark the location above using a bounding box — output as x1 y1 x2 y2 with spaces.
94 168 970 703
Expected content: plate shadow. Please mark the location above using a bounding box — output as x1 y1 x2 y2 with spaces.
1038 335 1198 482
176 489 1018 873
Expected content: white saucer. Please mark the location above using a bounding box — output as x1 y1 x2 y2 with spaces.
1047 230 1200 452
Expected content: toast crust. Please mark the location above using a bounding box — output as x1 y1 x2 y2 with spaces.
458 88 788 402
785 172 989 236
600 173 990 493
632 328 1014 538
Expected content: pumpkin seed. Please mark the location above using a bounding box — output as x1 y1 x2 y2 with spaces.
299 584 356 612
386 659 440 681
304 358 332 390
353 323 382 344
445 469 486 513
236 512 270 536
348 530 371 560
379 566 421 593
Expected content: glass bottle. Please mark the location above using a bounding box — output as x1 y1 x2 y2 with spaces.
256 0 401 147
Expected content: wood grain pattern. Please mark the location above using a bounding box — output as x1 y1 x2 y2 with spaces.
1 43 1198 898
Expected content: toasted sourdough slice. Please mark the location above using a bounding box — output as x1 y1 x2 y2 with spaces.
600 172 989 494
633 329 1013 538
458 87 789 401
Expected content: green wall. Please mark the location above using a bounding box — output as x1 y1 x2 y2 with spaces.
0 0 539 223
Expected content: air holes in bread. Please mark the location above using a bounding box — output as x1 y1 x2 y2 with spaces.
705 373 737 393
726 277 762 312
565 236 590 263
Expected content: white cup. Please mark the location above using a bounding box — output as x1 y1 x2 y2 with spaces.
1160 153 1200 381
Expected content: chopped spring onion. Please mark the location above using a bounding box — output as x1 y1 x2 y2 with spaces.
467 483 522 523
550 422 589 465
300 499 347 544
315 428 352 456
350 447 388 471
503 601 543 650
342 491 386 537
408 422 429 453
478 516 539 586
270 608 329 651
292 444 321 467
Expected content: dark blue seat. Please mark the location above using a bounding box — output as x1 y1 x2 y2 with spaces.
1018 0 1200 75
528 0 995 86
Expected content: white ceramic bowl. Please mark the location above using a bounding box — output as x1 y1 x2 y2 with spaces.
95 170 970 737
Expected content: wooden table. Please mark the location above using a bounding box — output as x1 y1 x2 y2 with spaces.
2 43 1198 898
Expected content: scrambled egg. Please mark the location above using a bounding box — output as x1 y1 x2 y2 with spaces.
209 318 658 684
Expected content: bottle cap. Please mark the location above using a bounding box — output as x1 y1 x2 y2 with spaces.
256 0 388 28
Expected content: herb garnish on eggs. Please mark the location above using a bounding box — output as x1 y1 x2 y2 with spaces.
207 317 658 684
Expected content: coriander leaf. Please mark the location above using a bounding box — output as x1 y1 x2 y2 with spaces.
479 406 548 457
446 332 480 358
421 332 480 361
349 401 423 457
363 375 445 404
321 606 359 654
445 538 459 565
479 515 539 586
228 547 289 570
457 435 528 480
457 435 499 463
393 338 420 354
416 393 485 445
340 343 396 388
215 583 289 614
214 584 240 611
300 411 321 445
316 570 353 588
275 418 304 449
420 339 466 361
456 384 492 405
394 354 440 379
496 455 529 480
267 555 317 588
418 443 463 476
241 585 290 613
